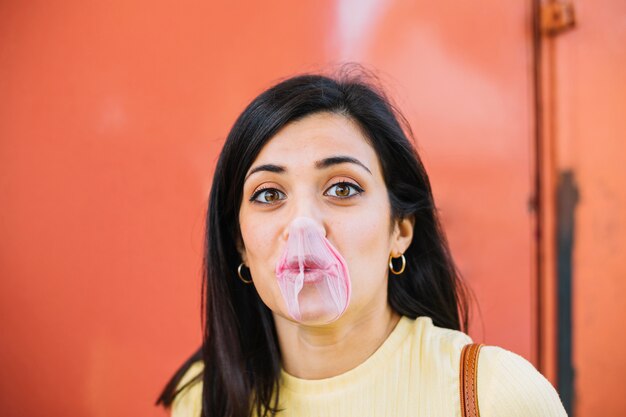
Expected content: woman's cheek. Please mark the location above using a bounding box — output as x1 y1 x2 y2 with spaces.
250 263 282 311
248 221 289 312
244 216 276 257
347 212 391 280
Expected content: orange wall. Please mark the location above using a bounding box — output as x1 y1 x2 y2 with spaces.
1 1 622 416
541 0 626 414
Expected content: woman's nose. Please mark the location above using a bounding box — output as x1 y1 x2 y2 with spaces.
281 216 328 251
288 217 326 237
281 195 327 241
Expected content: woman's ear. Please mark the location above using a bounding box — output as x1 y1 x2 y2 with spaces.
391 215 415 256
236 233 248 265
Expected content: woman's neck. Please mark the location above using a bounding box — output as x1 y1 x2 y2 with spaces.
274 301 401 380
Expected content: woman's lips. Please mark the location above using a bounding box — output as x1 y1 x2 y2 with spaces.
277 253 334 284
278 268 328 284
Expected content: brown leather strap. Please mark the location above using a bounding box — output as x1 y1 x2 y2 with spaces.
460 343 483 417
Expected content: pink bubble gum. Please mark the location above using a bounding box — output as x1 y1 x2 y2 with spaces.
275 217 351 324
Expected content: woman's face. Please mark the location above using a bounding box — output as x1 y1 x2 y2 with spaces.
238 112 413 326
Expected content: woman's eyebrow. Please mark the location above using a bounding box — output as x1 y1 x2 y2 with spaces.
245 155 372 183
244 164 285 182
314 156 372 175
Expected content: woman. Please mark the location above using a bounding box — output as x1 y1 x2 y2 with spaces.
157 71 567 416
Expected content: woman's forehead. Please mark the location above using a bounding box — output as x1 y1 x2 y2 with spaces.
247 112 381 176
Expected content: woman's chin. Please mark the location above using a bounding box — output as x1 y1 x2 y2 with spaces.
275 272 351 326
288 298 346 326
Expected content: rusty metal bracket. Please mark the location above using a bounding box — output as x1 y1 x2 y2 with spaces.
541 1 576 36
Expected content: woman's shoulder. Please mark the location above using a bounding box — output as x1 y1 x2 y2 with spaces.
171 361 204 417
477 346 567 416
406 315 473 360
408 316 567 416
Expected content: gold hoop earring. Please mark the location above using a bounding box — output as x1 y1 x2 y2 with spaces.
237 263 253 284
389 253 406 275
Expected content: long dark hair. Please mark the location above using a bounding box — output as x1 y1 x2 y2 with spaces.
157 68 469 417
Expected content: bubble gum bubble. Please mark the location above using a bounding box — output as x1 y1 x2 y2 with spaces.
275 217 351 324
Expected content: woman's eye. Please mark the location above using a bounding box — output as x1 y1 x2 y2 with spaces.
250 182 362 204
251 188 286 204
324 182 364 199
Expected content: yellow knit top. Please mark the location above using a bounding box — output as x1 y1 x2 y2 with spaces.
171 316 567 417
